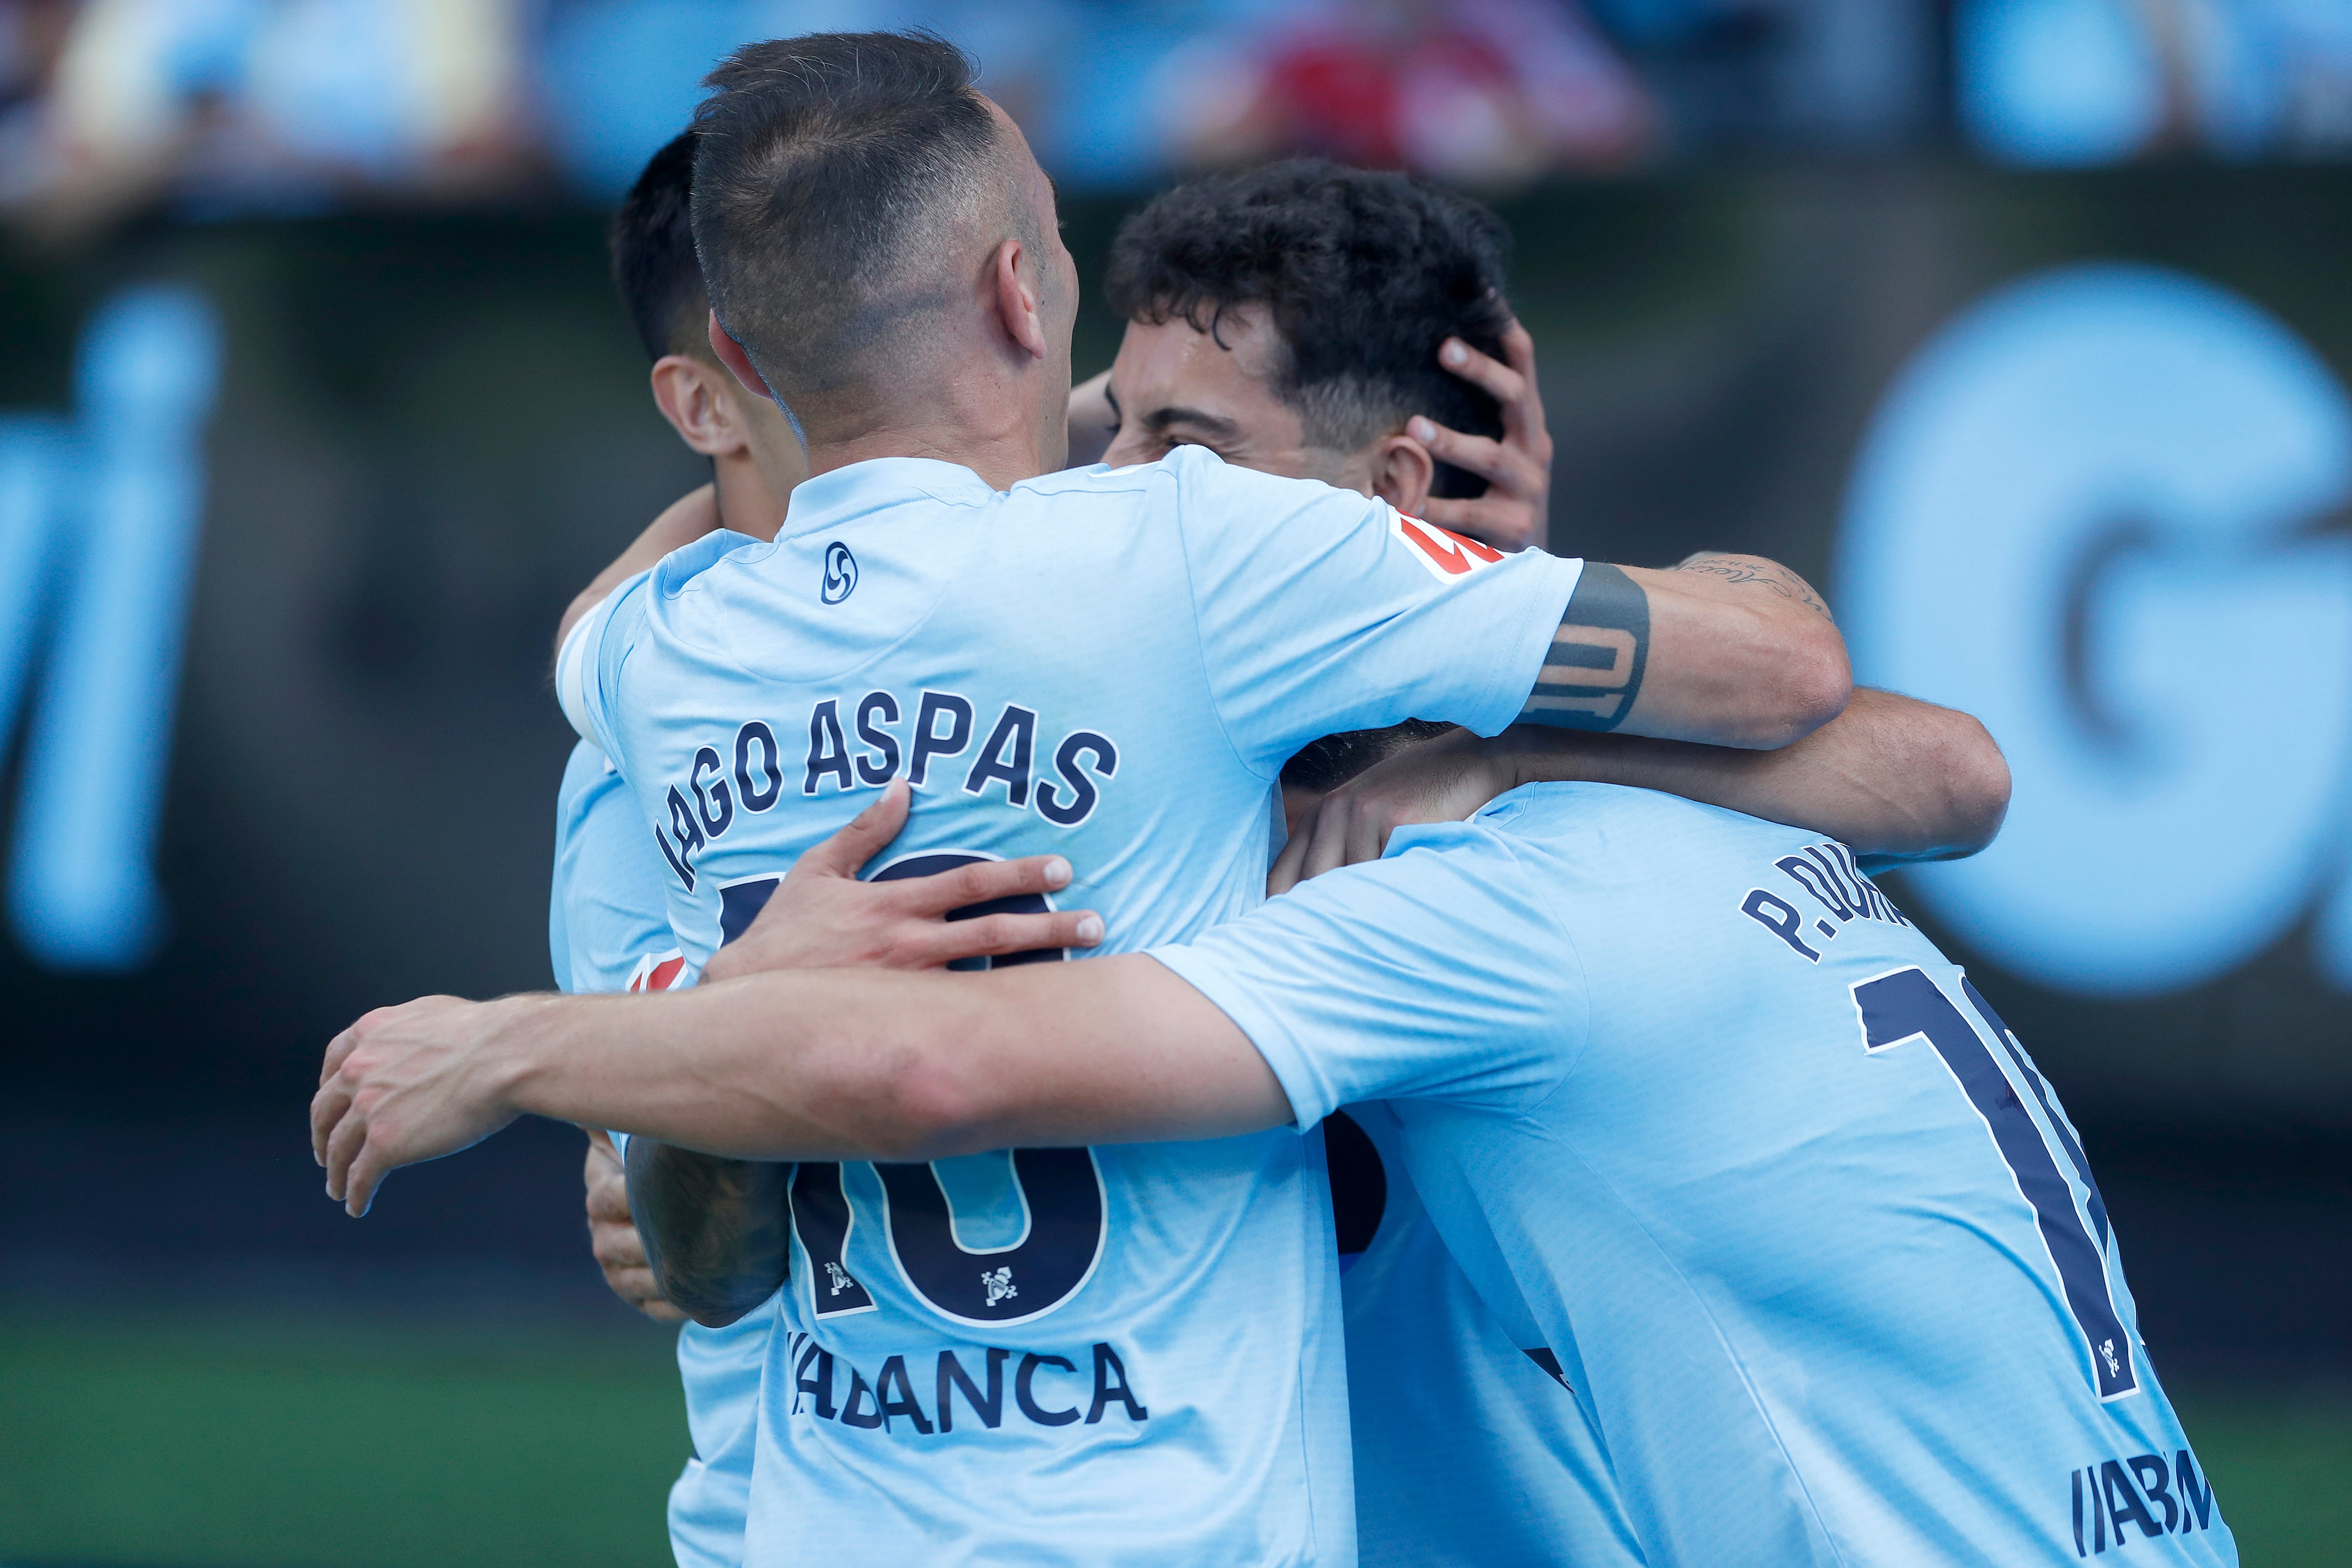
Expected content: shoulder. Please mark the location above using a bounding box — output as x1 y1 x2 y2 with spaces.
1159 444 1375 518
1015 461 1160 501
1483 781 1816 854
648 527 768 600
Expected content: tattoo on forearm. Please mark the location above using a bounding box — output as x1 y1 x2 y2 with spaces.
628 1140 791 1321
1520 562 1649 731
1677 554 1835 623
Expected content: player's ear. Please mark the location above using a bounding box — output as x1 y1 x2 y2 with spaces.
1367 432 1436 517
650 354 751 459
991 236 1049 363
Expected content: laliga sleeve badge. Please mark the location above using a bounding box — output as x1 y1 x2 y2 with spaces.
625 950 688 992
1391 508 1505 583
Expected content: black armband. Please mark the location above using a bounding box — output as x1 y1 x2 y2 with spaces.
1520 562 1649 732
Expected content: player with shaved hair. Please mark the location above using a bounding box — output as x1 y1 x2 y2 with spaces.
364 28 2004 1565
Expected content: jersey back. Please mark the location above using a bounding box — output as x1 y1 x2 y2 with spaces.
1339 1101 1645 1568
558 449 1581 1564
1160 783 2236 1567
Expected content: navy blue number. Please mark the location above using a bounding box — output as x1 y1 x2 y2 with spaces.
1851 967 2137 1399
791 1161 875 1317
864 852 1105 1323
723 852 1107 1326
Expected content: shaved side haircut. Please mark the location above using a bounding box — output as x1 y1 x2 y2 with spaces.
689 31 1020 406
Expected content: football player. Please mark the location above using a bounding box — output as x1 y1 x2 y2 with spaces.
319 742 2236 1567
513 27 1841 1563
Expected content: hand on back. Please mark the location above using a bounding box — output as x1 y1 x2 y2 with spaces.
584 1128 686 1321
1271 728 1512 895
699 778 1103 984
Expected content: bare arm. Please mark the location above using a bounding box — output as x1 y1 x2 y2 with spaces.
1273 687 2009 891
554 483 721 657
626 1135 790 1328
586 780 1101 1308
1522 554 1851 750
315 955 1277 1216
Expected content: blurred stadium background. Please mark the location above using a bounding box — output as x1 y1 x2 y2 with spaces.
2 0 2349 1563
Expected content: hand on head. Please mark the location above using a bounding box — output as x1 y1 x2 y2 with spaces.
1406 314 1553 553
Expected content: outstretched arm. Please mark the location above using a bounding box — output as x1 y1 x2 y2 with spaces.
1273 687 2009 891
1522 553 1851 751
315 955 1275 1215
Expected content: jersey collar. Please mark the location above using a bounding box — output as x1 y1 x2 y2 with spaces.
782 457 1000 538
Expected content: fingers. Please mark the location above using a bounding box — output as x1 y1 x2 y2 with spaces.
1268 828 1309 897
1438 336 1529 416
1346 798 1392 870
343 1138 389 1218
590 1216 651 1274
900 853 1074 916
921 907 1103 967
310 1072 354 1169
1408 418 1518 490
1299 805 1357 884
1273 792 1399 891
1499 313 1540 389
1415 494 1535 552
326 1104 374 1213
796 778 912 880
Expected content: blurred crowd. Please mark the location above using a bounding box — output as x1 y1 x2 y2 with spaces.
0 0 2347 238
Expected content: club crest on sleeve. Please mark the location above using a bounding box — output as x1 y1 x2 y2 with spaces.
625 949 687 993
1390 509 1504 583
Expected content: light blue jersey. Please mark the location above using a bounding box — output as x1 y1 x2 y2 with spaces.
556 448 1583 1565
551 736 773 1568
1338 1103 1645 1568
1157 783 2235 1568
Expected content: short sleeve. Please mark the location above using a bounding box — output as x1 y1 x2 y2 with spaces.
1148 821 1587 1127
551 738 682 995
1168 448 1584 772
556 530 754 752
555 573 643 752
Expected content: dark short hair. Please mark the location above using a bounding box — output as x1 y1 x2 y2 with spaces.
1280 721 1459 794
1106 159 1511 498
609 130 708 363
690 31 1007 398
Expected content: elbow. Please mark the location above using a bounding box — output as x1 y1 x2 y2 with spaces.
1931 716 2012 860
818 1037 997 1164
675 1287 762 1331
1732 623 1852 750
641 1232 781 1329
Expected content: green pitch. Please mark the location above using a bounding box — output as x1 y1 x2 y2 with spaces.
1 1310 2344 1567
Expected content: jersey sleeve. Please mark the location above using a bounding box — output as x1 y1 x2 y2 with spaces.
554 572 644 753
556 529 755 752
1168 448 1584 772
1147 820 1587 1127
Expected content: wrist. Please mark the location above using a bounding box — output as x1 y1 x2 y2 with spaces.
484 993 568 1121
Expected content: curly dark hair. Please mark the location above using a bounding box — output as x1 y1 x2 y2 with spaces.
1106 159 1512 498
